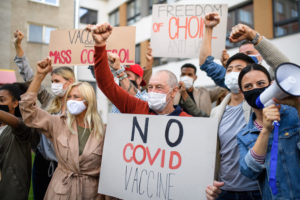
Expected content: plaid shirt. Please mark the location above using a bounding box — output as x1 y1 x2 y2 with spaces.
111 90 148 113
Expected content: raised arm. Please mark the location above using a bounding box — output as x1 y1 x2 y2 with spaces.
108 52 138 96
14 30 24 58
86 23 148 114
19 57 56 138
13 30 53 108
199 13 227 88
143 44 153 87
199 13 220 65
13 30 34 81
229 24 289 69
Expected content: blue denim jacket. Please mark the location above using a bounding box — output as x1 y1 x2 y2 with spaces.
200 56 227 89
237 105 300 200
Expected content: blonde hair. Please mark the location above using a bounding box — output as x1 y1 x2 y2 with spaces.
65 82 104 140
47 67 75 114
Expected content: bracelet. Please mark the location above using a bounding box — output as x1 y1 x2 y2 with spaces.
118 73 128 81
116 65 125 75
250 32 260 45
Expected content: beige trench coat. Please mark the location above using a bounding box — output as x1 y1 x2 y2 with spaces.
20 92 108 200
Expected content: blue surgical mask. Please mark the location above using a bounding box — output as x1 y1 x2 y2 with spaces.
248 54 260 64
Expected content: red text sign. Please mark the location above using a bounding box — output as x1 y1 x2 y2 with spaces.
151 4 228 59
98 114 218 200
49 27 136 66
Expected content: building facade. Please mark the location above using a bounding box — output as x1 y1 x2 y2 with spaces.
0 0 75 85
75 0 300 123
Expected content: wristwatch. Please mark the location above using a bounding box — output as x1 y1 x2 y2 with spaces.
250 32 260 45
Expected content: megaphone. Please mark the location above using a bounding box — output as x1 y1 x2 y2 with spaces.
256 62 300 108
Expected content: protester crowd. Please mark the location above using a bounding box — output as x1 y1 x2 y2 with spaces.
0 12 299 200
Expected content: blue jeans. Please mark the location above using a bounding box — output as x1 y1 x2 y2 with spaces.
216 190 261 200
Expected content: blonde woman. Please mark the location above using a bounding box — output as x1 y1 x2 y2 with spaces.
20 57 105 200
34 66 75 199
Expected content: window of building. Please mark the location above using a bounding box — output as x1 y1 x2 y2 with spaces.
135 44 141 64
273 0 300 37
31 0 59 6
226 2 254 49
109 9 120 26
127 0 141 25
148 0 166 14
79 7 98 24
28 24 56 44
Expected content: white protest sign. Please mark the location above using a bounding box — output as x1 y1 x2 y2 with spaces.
151 4 228 59
98 114 218 200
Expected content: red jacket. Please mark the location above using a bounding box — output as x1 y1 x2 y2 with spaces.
94 45 191 117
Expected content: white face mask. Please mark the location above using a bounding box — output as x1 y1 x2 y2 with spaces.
225 72 240 94
67 100 86 115
51 83 66 97
180 76 194 89
147 92 168 112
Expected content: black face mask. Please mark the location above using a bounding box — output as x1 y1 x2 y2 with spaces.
130 80 138 89
0 104 21 117
243 87 268 109
14 106 21 117
0 105 9 113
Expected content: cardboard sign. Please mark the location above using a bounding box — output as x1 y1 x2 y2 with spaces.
98 114 218 200
0 69 16 84
49 27 136 66
151 4 228 59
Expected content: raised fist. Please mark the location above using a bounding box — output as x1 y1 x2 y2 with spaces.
204 13 220 28
36 57 52 75
86 23 113 46
145 44 153 70
14 30 24 46
107 52 121 70
221 49 230 67
229 24 258 43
